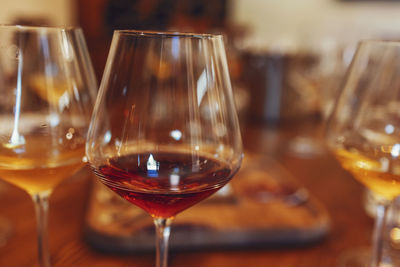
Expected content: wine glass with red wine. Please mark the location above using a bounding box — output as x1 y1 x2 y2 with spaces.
86 30 243 267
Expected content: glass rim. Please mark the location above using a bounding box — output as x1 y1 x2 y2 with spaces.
114 29 223 39
0 24 82 32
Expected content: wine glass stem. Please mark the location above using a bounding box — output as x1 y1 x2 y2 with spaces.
32 192 51 267
153 217 173 267
370 203 389 267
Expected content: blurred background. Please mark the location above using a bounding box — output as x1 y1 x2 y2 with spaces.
3 0 400 125
3 0 400 265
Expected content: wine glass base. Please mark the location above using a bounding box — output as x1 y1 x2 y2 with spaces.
337 248 394 267
0 216 13 246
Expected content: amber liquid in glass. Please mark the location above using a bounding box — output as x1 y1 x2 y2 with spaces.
0 135 85 195
334 148 400 200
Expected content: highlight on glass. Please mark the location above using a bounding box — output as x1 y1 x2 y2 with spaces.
86 30 243 267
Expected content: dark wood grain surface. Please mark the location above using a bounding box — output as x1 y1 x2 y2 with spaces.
0 124 372 267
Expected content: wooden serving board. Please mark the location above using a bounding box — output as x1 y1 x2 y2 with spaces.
84 153 330 253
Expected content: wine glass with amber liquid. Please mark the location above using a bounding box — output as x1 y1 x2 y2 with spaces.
326 40 400 267
0 25 97 266
86 30 243 267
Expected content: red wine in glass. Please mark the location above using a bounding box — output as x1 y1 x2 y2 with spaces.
93 152 235 218
86 30 243 267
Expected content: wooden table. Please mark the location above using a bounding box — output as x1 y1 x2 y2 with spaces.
0 124 372 267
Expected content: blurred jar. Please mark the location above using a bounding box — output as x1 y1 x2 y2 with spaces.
239 36 354 125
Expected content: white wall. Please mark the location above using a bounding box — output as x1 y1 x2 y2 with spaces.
230 0 400 51
0 0 75 26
